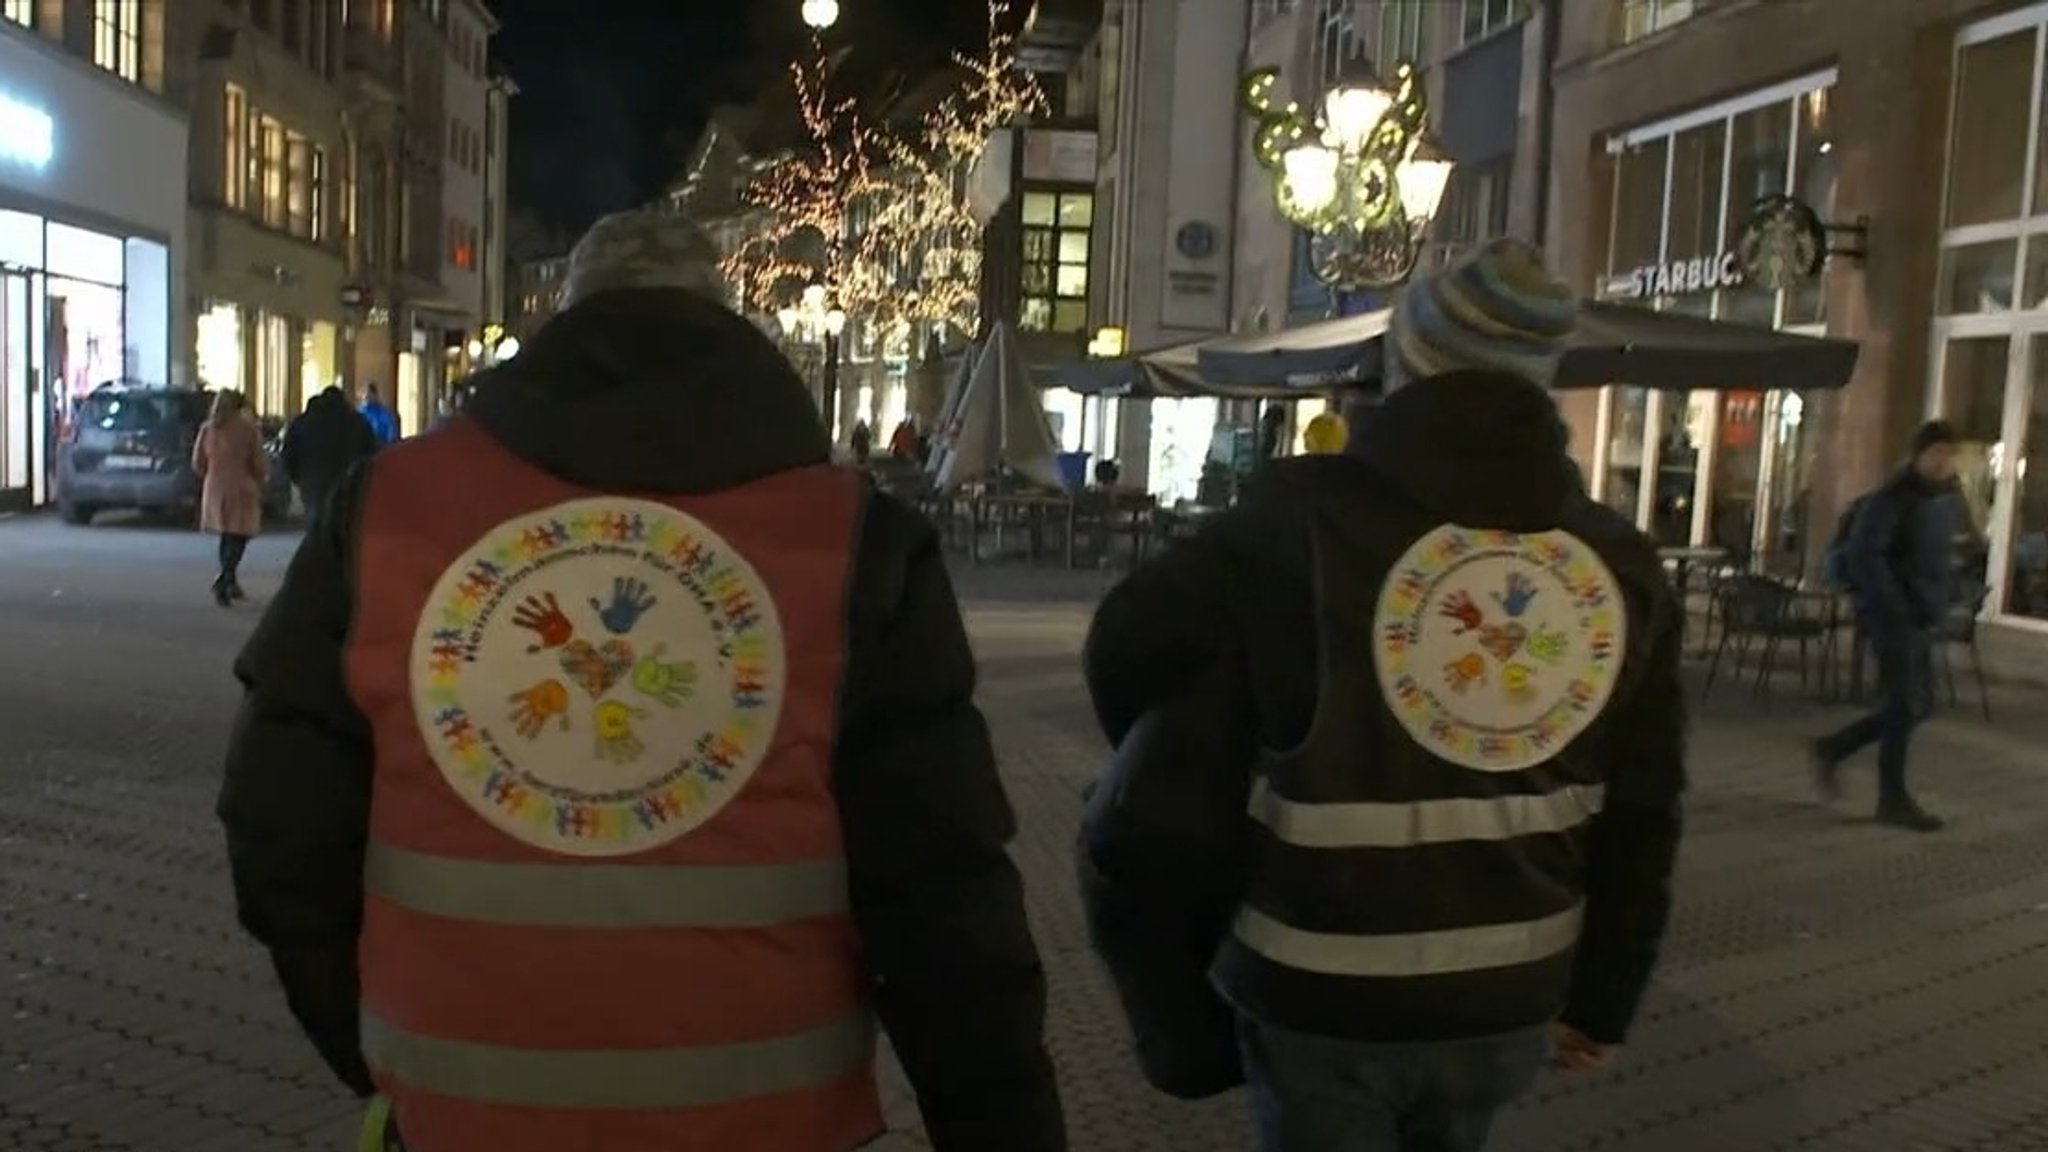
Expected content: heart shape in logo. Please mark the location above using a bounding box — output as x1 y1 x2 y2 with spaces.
559 638 635 698
1478 623 1528 664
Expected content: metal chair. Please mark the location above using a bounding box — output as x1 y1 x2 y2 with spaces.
1932 584 1993 721
1702 574 1832 701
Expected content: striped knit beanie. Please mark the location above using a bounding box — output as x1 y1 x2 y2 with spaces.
1384 237 1576 392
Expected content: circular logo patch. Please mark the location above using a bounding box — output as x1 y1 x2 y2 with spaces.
410 498 786 856
1372 525 1627 773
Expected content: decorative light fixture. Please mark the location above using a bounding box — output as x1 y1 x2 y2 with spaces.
1242 61 1454 289
494 336 521 360
778 283 850 438
800 0 840 30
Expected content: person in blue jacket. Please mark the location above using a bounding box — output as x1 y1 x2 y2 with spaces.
358 382 400 445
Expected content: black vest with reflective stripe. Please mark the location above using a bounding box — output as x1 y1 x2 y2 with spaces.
1212 510 1612 1043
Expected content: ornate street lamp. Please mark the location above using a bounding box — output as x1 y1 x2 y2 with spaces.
778 283 850 436
800 0 840 30
1242 61 1455 289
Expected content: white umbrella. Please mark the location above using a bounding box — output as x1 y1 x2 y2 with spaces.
933 322 1065 491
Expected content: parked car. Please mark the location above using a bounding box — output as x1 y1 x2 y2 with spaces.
56 383 293 526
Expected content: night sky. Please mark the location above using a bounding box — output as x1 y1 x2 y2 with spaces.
490 1 997 247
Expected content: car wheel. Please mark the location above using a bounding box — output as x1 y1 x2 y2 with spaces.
59 500 97 526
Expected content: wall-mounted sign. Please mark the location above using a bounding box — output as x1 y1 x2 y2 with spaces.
0 91 55 171
1021 130 1097 184
1609 252 1744 300
1175 221 1219 261
1736 194 1828 292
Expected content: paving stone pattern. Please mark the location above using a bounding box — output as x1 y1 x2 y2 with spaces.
3 517 2048 1150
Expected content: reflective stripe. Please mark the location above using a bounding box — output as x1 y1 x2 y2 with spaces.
1232 904 1584 978
364 842 850 928
362 1009 874 1109
1248 781 1605 849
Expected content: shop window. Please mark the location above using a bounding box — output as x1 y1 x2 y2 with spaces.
1948 27 2035 228
1665 121 1726 268
1937 335 2011 554
1019 190 1092 335
2007 345 2048 619
1784 88 1836 326
223 86 249 210
45 223 124 286
1458 0 1521 46
1721 98 1792 328
1938 239 2020 314
93 0 142 83
1607 138 1666 282
1619 0 1693 45
196 304 245 393
2 0 30 26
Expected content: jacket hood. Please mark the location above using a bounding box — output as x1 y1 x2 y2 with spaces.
1349 370 1582 532
463 288 829 494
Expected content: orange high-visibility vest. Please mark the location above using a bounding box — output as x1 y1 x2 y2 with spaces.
343 415 883 1152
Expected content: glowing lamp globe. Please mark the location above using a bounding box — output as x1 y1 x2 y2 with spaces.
801 0 839 29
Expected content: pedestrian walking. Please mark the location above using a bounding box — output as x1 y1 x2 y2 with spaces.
192 389 267 607
359 382 401 445
281 386 377 532
216 209 1063 1152
1079 238 1687 1152
1810 419 1962 832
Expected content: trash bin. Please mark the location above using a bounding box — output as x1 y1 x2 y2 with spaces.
1056 451 1092 491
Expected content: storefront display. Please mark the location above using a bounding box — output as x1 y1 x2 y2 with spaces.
0 27 186 509
1928 4 2048 627
1588 69 1836 573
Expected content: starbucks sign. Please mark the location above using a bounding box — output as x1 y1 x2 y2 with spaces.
1607 252 1745 301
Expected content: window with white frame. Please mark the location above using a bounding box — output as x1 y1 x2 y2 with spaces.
1376 0 1431 70
3 0 31 27
1459 0 1523 46
1620 0 1694 44
1931 5 2048 621
1316 0 1361 87
93 0 143 83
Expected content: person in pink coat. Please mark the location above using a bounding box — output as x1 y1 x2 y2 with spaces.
193 389 269 606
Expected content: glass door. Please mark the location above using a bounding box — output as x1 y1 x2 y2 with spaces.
1 270 30 500
1999 334 2048 621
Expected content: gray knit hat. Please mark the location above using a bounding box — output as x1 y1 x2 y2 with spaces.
559 210 727 310
1385 237 1577 393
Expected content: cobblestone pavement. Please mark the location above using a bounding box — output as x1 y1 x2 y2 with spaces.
4 514 2048 1151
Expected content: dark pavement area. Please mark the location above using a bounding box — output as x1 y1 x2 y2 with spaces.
3 512 2047 1150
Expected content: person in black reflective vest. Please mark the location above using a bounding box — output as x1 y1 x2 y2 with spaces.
1082 238 1687 1152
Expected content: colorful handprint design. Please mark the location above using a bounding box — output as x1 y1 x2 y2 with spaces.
1525 625 1569 665
590 577 657 635
631 643 699 708
593 699 649 763
511 592 575 652
1439 590 1485 634
559 638 635 698
1494 570 1539 617
508 679 571 738
1501 663 1536 702
1478 623 1527 663
1443 652 1487 693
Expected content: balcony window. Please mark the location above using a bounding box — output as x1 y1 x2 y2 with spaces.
1461 0 1524 45
223 86 249 210
1621 0 1694 44
3 0 30 27
93 0 143 83
1019 190 1092 336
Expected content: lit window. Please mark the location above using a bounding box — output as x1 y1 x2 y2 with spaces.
223 85 249 210
261 117 287 228
1459 0 1524 46
1018 190 1092 335
93 0 143 83
287 135 311 236
3 0 31 27
1621 0 1694 44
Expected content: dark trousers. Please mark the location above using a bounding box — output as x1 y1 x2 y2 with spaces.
1819 626 1932 807
216 533 250 587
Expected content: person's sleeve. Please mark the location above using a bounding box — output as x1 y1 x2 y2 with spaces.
1561 565 1687 1046
215 468 377 1097
1082 507 1262 747
192 428 210 477
1847 489 1914 627
833 495 1064 1152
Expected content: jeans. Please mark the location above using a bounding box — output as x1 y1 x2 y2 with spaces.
1819 625 1933 807
1238 1017 1549 1152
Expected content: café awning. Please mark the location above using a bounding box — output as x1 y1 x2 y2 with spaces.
1194 299 1862 393
1053 335 1361 400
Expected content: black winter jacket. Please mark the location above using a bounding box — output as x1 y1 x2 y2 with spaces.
1083 371 1687 1046
216 287 1064 1152
280 388 377 516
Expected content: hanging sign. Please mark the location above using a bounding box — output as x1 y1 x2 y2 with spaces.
1607 251 1744 301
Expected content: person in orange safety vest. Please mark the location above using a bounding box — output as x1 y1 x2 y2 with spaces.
217 210 1066 1152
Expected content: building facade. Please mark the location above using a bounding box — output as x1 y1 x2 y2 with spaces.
510 253 565 340
1 0 190 511
479 72 515 339
183 0 349 423
434 0 492 380
1542 0 2048 673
